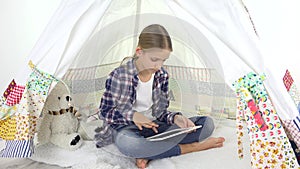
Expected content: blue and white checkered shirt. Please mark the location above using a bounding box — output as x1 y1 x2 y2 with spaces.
95 59 181 147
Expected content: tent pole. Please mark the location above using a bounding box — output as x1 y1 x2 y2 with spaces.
132 0 141 52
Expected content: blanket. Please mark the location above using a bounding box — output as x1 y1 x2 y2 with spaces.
1 119 251 169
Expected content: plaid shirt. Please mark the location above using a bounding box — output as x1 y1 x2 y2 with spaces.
95 59 181 147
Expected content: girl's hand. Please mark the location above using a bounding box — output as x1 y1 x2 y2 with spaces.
174 115 195 129
133 112 159 133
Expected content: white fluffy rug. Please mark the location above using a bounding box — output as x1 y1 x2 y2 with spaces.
26 119 251 169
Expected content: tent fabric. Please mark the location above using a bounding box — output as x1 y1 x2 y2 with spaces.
14 0 298 120
0 0 299 167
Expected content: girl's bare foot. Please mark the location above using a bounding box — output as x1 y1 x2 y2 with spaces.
136 158 149 169
179 137 225 154
135 137 225 168
198 137 225 150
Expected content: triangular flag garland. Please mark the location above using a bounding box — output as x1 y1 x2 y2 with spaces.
233 72 298 169
0 61 58 157
281 69 300 157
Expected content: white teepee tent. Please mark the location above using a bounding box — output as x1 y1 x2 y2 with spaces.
1 0 300 168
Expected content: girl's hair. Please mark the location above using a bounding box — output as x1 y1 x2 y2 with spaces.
121 24 172 64
138 24 173 51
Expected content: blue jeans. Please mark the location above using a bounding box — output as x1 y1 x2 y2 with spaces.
113 116 214 160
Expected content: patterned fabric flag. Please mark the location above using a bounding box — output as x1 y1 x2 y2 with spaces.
3 80 16 99
0 81 25 120
283 69 294 92
283 69 300 106
5 85 25 106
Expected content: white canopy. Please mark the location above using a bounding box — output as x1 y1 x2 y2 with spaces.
1 2 300 167
11 0 297 120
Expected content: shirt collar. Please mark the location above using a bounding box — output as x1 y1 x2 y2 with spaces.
126 58 138 76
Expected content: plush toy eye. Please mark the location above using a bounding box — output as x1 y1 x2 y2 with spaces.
66 96 72 101
58 97 61 100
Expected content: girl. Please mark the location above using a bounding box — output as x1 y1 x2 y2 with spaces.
95 24 225 169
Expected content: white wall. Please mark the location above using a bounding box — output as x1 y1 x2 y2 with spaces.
0 0 60 92
245 0 300 87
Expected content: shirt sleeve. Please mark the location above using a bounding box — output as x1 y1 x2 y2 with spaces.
98 70 134 125
155 71 182 124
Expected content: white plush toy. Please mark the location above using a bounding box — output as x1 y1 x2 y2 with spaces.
37 82 82 151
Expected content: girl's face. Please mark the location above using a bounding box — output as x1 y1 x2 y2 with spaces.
135 48 170 74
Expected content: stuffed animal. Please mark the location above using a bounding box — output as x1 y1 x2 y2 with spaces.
37 82 82 151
